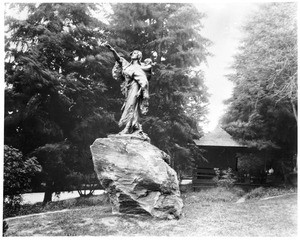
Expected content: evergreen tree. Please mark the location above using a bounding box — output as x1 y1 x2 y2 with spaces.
222 3 297 171
4 3 211 205
106 3 211 175
4 3 117 203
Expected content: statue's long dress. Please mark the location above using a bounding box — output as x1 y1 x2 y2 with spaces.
112 57 149 130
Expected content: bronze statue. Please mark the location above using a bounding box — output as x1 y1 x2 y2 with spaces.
105 44 153 136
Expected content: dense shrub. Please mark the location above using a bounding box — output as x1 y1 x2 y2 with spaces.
237 153 266 175
244 187 265 199
4 145 42 216
213 168 237 189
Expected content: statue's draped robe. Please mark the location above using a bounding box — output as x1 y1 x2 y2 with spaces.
112 57 149 129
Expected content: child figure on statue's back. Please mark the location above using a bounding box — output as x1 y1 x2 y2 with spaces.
141 58 153 81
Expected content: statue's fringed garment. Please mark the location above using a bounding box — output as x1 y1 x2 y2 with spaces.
112 58 149 128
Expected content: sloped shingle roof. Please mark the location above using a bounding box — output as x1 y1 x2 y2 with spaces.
194 127 246 147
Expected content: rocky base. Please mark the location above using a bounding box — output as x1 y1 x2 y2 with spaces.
90 134 183 219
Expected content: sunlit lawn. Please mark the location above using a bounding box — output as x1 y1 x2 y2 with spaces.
4 188 297 237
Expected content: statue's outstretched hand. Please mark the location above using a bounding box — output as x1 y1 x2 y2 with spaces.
103 43 121 62
104 43 113 50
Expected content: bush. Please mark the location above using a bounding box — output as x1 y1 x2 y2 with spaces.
230 186 246 197
66 172 100 196
237 153 266 175
244 187 265 199
213 168 237 189
4 145 42 215
3 195 24 219
244 186 296 200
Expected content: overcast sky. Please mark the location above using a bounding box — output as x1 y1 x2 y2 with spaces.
194 2 259 132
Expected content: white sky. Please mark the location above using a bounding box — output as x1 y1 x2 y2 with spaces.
194 2 259 132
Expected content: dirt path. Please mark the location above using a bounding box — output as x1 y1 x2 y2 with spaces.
5 208 83 221
260 193 297 201
236 192 297 204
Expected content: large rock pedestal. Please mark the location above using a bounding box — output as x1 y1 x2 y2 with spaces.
90 134 183 219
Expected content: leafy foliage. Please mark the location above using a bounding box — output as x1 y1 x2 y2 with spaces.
222 3 297 161
4 145 42 210
66 172 100 196
236 153 266 175
213 168 236 189
107 3 210 174
4 3 117 202
4 3 210 203
32 142 71 191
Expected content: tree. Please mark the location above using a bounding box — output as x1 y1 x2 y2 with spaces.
106 3 211 175
4 3 211 205
4 3 117 203
222 3 297 172
4 145 42 207
32 142 73 204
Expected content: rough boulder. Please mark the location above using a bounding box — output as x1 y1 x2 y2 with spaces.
90 134 183 219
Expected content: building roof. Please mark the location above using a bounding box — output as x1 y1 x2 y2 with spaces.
194 127 246 147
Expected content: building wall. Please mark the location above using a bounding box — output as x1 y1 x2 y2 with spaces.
196 147 237 171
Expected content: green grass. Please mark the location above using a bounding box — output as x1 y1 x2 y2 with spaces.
4 187 297 237
3 194 110 219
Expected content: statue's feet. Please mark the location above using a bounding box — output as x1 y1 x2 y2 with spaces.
118 128 130 135
132 129 150 141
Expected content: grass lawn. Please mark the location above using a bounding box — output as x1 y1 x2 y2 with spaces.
4 187 297 237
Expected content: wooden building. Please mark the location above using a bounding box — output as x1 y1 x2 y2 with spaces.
192 127 247 189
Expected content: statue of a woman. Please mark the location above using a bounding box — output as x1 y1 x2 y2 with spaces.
105 44 151 136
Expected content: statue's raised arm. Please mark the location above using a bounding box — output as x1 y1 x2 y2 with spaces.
104 43 122 64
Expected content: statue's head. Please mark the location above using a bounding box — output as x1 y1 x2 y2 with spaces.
130 50 143 62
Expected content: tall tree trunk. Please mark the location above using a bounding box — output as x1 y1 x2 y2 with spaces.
43 180 54 205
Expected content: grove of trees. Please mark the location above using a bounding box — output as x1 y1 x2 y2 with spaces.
5 2 297 208
222 2 297 176
4 3 210 204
